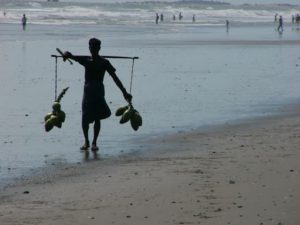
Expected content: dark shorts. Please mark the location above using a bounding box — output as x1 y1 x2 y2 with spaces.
82 85 111 123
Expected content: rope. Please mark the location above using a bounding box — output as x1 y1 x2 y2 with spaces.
129 58 135 94
54 57 58 101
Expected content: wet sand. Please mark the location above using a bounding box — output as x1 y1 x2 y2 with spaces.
0 109 299 225
1 23 300 182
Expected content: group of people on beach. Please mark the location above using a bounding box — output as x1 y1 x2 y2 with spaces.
274 13 300 33
155 12 188 24
291 14 300 24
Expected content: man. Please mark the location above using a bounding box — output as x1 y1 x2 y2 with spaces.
63 38 132 151
278 15 283 32
22 14 27 30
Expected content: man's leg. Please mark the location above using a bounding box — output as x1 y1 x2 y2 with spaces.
80 117 90 150
92 119 100 151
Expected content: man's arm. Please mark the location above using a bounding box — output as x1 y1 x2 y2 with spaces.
110 72 132 103
63 51 90 65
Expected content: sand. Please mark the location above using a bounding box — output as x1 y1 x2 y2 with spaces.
0 110 299 225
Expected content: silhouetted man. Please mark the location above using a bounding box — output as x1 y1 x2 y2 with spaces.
278 15 283 32
63 38 132 151
22 14 27 30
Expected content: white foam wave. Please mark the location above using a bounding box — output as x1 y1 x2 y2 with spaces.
0 2 299 25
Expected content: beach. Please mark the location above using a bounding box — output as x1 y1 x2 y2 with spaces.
1 22 300 184
0 1 300 224
0 108 300 225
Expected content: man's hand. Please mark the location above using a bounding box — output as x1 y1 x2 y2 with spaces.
124 92 132 104
63 51 73 60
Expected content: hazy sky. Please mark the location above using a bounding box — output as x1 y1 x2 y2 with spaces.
58 0 300 6
61 0 300 4
224 0 299 5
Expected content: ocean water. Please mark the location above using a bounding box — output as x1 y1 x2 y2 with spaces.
0 0 300 26
0 0 300 185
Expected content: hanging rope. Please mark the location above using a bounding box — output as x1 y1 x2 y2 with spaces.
129 58 135 94
54 56 58 101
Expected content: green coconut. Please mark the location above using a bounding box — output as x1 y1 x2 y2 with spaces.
130 110 142 131
45 119 54 132
44 112 53 122
120 107 134 124
56 110 66 123
115 105 129 116
48 115 62 128
52 102 61 112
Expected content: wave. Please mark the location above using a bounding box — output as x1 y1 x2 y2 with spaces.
0 1 299 25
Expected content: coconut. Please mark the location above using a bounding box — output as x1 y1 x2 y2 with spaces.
120 107 134 124
135 110 143 126
45 119 54 132
56 110 66 123
52 102 61 112
44 112 53 122
115 105 129 116
48 115 62 128
130 117 139 131
130 110 142 131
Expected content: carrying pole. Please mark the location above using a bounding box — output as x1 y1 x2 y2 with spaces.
53 48 139 61
51 54 139 60
52 48 139 95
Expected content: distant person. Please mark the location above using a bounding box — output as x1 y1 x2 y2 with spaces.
278 15 283 32
274 13 278 22
297 14 300 24
179 12 183 20
292 15 295 24
226 20 229 26
63 38 132 151
3 11 6 16
160 13 163 22
192 14 196 22
22 14 27 30
173 14 176 21
155 13 159 24
226 20 229 31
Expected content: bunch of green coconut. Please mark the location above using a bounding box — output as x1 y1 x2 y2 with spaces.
115 104 142 131
44 87 69 132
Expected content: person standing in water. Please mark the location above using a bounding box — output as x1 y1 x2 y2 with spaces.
274 13 278 22
226 20 230 31
155 13 159 24
63 38 132 151
278 15 283 32
179 12 183 20
160 13 164 22
22 14 27 30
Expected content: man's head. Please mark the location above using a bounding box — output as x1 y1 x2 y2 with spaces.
89 38 101 56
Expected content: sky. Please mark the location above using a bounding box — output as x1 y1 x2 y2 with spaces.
59 0 300 5
224 0 299 5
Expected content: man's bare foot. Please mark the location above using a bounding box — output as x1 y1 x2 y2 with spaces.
80 143 90 151
91 144 99 152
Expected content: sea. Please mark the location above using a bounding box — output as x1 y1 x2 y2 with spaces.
1 0 300 26
0 0 300 186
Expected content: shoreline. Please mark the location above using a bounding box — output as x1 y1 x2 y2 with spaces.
0 106 299 224
0 100 296 190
